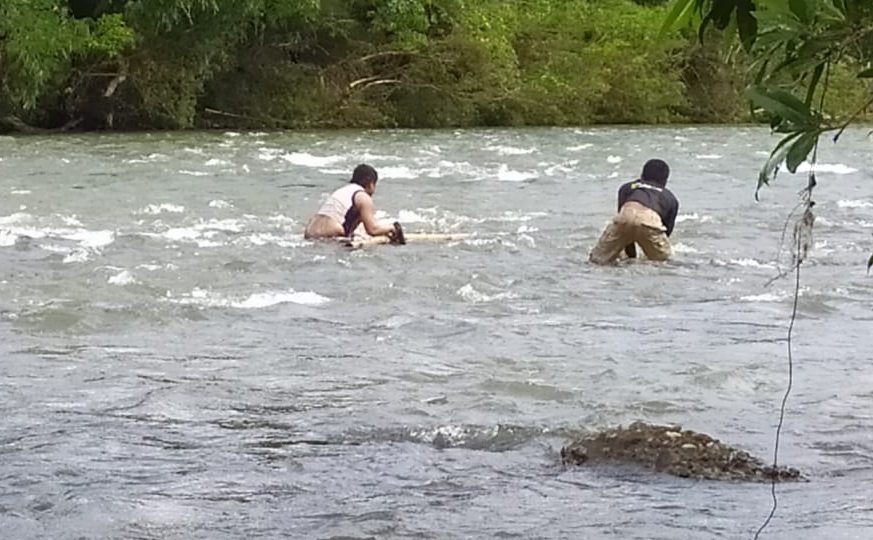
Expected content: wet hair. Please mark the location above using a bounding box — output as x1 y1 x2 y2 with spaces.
350 164 378 187
641 159 670 186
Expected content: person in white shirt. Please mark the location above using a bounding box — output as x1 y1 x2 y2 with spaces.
304 164 400 242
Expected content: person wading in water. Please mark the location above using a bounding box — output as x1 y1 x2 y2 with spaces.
589 159 679 264
304 164 403 243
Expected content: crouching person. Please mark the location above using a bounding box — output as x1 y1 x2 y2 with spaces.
589 159 679 264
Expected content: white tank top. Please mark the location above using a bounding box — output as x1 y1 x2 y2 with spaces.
316 183 365 236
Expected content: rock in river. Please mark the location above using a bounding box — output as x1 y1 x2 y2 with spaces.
561 422 802 482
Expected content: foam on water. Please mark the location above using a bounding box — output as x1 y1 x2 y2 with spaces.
238 233 306 248
729 258 774 269
169 287 330 309
257 147 283 162
784 162 858 175
496 164 537 182
205 158 232 167
267 214 297 227
281 152 344 167
66 229 115 248
482 211 548 223
712 258 774 269
0 212 33 226
179 170 209 177
60 215 84 226
837 200 873 209
124 153 168 164
543 160 579 177
0 230 15 247
147 218 249 247
63 249 91 264
485 145 537 156
397 209 430 223
209 200 233 209
816 217 873 229
696 154 723 160
234 291 330 308
0 213 114 255
672 243 699 254
457 284 517 303
567 143 594 151
740 292 790 302
360 153 402 162
139 203 185 215
607 155 623 164
108 270 137 286
379 166 417 179
676 213 714 223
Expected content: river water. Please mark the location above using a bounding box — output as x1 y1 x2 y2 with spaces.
1 127 871 539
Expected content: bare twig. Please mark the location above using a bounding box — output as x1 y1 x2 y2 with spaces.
103 74 127 98
832 92 873 143
349 77 400 90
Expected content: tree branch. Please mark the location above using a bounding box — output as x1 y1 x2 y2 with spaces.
349 77 400 90
356 50 419 63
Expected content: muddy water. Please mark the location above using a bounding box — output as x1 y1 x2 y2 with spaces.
1 127 872 539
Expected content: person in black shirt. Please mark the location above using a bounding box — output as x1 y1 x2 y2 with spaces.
589 159 679 264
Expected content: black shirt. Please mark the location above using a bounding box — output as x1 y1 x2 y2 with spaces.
618 180 679 236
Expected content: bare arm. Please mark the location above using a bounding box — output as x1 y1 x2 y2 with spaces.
356 192 394 236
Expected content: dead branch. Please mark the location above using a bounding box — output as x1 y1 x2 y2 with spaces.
356 50 419 64
103 74 127 98
349 77 400 90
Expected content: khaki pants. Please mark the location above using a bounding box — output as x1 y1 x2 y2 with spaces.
589 202 672 264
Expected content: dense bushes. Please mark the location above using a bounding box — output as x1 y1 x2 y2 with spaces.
0 0 868 131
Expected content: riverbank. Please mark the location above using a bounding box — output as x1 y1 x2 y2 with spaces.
2 1 869 134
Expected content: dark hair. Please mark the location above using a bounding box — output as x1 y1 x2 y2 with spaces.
351 164 378 187
641 159 670 185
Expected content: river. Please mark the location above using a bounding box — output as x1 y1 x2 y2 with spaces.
1 127 871 539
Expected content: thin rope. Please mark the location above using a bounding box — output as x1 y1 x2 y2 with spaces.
755 55 825 539
753 228 802 540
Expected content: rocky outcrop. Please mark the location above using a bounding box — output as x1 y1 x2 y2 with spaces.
561 422 802 482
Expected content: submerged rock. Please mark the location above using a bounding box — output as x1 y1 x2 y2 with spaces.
561 421 802 482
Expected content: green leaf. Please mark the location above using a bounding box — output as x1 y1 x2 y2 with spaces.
699 0 736 42
712 0 737 30
785 131 818 173
736 2 757 51
805 63 824 105
756 131 804 199
828 0 848 18
858 68 873 78
658 0 697 39
747 86 813 126
789 0 813 23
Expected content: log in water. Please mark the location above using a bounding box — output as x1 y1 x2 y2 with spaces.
344 232 471 248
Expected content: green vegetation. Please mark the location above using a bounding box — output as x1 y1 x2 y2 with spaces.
663 0 873 194
0 0 869 131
